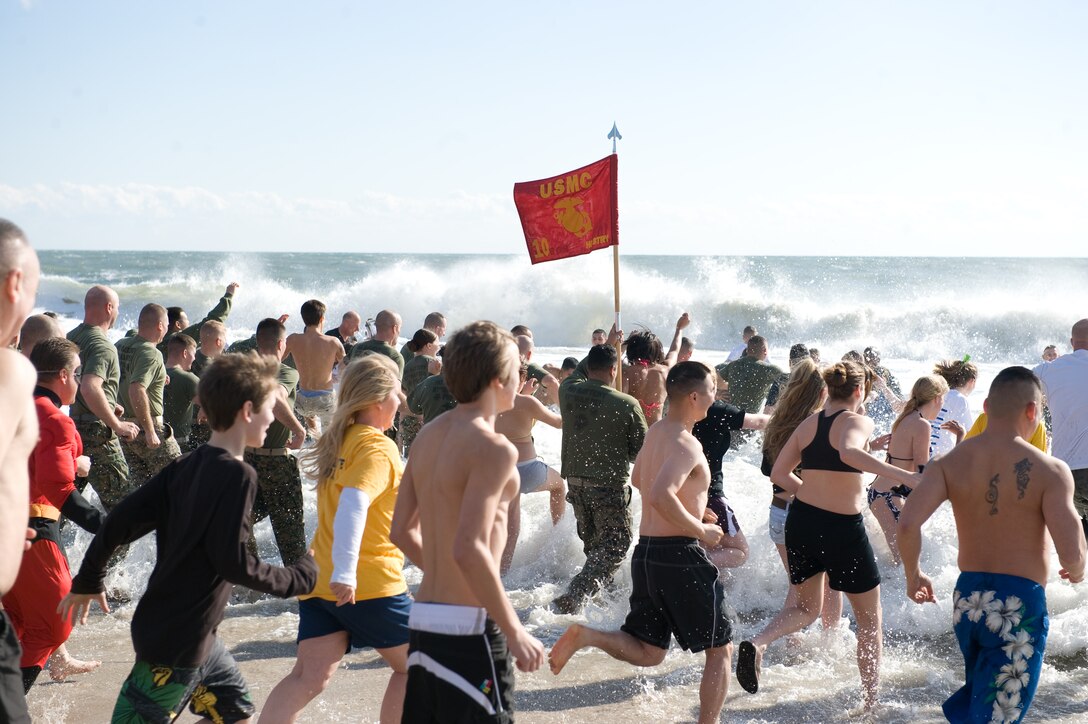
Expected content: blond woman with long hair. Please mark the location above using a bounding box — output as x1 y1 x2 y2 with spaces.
868 374 963 565
760 358 842 630
261 355 409 724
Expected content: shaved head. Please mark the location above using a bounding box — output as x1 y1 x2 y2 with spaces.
19 313 64 357
0 219 40 342
1071 319 1088 351
83 284 120 329
516 334 533 358
986 366 1042 420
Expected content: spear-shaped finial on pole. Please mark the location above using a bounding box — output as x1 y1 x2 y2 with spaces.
608 122 622 154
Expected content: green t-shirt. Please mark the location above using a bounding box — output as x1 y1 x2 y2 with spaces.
349 339 405 376
67 323 121 418
116 335 168 419
190 350 212 377
402 354 436 397
399 342 414 366
163 366 200 439
261 363 300 449
226 336 258 355
157 292 234 357
716 355 784 414
407 374 457 424
559 365 647 485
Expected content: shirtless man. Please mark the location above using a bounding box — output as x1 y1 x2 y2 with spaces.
550 361 733 724
496 362 565 573
285 299 344 436
623 313 689 425
0 219 41 724
513 330 559 407
390 321 545 722
899 366 1086 724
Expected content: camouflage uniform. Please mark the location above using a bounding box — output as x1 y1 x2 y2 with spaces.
122 424 183 488
117 334 182 488
244 451 306 565
67 323 134 509
247 362 306 565
563 478 633 601
554 360 647 611
72 419 132 510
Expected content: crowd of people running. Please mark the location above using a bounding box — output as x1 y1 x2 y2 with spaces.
1 218 1086 724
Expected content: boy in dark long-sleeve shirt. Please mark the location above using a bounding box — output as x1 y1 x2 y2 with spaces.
59 353 317 723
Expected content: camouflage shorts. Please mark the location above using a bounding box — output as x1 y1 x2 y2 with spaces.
73 419 133 511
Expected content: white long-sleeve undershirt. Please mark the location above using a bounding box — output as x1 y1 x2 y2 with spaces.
330 487 370 587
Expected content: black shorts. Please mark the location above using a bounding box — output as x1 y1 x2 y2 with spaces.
0 612 30 724
706 495 741 536
403 604 514 723
785 498 880 594
621 536 733 653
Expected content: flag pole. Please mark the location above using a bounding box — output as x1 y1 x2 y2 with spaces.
608 122 623 389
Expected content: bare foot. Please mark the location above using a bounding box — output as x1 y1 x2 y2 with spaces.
548 624 587 674
48 654 101 682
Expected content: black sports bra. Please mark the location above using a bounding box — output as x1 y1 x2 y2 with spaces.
800 410 862 474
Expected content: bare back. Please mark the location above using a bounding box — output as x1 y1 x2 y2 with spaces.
872 413 930 493
624 362 668 425
633 420 710 536
785 409 871 515
0 350 39 593
406 407 519 605
286 328 344 391
494 393 560 462
937 434 1073 585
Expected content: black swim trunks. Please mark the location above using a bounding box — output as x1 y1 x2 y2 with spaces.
403 603 514 724
0 612 30 724
621 536 733 653
785 498 880 594
706 495 741 536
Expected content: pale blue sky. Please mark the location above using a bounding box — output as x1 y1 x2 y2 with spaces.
2 1 1085 255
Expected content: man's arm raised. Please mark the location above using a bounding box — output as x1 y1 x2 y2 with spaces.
898 459 950 604
1041 461 1087 583
663 313 691 368
452 439 545 672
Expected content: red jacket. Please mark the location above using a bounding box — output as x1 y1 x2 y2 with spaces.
30 389 82 517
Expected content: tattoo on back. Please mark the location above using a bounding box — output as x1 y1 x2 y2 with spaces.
1014 458 1032 500
986 473 1000 515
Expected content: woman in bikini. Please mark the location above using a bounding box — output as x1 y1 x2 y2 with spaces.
622 313 689 425
868 375 964 565
738 360 921 712
760 358 842 630
495 361 564 573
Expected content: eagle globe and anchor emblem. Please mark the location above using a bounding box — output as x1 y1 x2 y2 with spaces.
552 197 593 238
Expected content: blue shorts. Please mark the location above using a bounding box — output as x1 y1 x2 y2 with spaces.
945 572 1048 724
298 593 412 653
516 459 550 494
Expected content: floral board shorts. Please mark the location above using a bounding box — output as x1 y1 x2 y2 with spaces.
946 571 1048 724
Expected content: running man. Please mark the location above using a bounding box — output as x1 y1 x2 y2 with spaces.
391 321 545 723
899 366 1085 724
285 299 344 436
550 361 733 724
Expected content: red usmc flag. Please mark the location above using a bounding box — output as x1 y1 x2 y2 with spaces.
513 154 618 264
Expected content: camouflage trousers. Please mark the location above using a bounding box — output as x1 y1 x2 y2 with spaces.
121 423 182 489
186 421 211 453
398 414 423 457
562 478 633 602
244 451 306 565
73 419 133 510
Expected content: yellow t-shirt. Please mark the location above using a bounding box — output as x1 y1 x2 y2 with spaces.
302 424 407 602
964 413 1048 452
